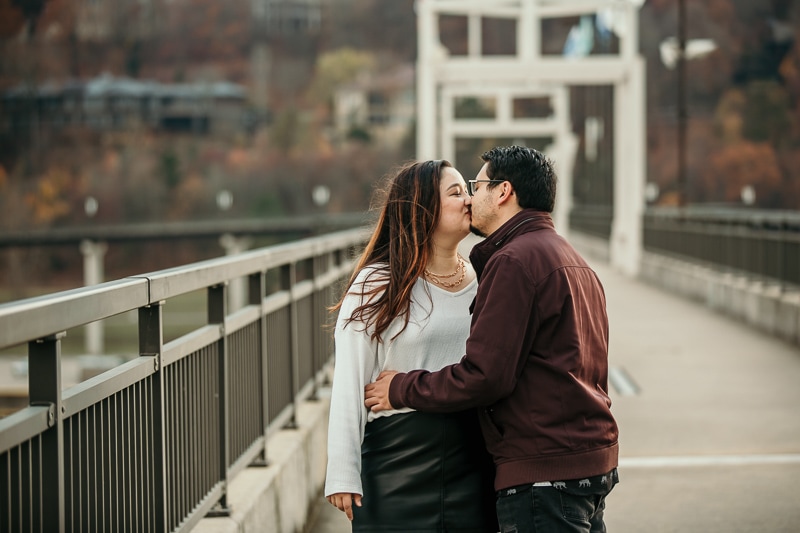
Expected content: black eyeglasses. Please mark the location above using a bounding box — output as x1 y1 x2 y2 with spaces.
467 179 505 196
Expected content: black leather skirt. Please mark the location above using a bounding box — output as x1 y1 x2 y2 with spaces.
352 410 497 532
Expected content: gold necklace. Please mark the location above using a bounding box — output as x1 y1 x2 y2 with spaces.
424 256 462 279
425 256 466 288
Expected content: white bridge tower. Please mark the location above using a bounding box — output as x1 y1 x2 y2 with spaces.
416 0 646 276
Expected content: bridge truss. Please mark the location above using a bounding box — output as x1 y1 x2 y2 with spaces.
416 0 646 275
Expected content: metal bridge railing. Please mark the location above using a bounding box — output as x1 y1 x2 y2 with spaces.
569 204 613 240
643 207 800 289
0 227 368 533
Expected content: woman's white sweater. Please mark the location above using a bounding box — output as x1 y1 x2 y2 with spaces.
324 266 477 497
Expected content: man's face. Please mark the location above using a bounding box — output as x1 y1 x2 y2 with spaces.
468 163 499 238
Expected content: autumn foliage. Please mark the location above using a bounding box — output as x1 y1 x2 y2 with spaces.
0 0 799 290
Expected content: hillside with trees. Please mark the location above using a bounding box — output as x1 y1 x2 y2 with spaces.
640 0 800 207
0 0 799 290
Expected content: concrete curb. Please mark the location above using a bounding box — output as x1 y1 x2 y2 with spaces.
190 394 331 533
638 252 800 347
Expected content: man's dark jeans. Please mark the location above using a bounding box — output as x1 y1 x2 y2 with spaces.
495 469 618 533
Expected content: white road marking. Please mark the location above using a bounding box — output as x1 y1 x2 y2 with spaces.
620 454 800 468
609 366 639 396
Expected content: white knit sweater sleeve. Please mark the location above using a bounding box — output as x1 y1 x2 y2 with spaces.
324 271 381 497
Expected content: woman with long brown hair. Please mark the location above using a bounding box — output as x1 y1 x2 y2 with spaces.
324 159 496 532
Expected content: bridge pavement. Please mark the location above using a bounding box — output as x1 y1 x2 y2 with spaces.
308 254 800 533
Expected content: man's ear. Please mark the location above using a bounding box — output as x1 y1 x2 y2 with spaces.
496 185 516 206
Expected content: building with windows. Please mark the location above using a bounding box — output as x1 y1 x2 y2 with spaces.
0 74 247 136
332 63 415 147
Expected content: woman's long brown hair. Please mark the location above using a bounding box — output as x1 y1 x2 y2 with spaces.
331 159 451 343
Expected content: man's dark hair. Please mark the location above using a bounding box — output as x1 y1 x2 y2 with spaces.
481 145 557 212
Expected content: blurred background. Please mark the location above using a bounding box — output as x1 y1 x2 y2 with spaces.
0 0 798 297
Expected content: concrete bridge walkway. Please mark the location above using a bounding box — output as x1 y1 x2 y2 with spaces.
308 253 800 532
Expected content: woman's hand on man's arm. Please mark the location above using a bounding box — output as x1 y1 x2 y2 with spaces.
364 370 398 412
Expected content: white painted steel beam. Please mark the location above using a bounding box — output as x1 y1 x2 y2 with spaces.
468 14 481 57
610 56 646 276
429 1 522 17
428 0 632 19
449 120 561 137
416 0 439 159
444 85 560 97
537 0 632 18
439 89 455 162
438 58 631 85
519 0 539 61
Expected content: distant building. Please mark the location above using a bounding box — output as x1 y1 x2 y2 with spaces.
0 74 247 136
75 0 163 42
257 0 322 34
332 64 415 147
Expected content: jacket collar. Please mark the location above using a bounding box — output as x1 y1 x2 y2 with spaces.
469 209 553 279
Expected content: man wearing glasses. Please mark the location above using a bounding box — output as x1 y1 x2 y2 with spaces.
365 145 619 532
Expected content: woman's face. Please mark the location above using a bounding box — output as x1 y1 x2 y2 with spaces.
433 166 471 243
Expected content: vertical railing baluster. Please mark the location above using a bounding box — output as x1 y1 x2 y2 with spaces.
12 447 20 532
2 449 10 531
28 332 66 533
777 220 785 292
757 220 765 280
33 436 41 533
133 384 141 533
76 409 83 531
109 400 116 533
165 362 174 528
249 272 270 467
21 439 30 532
204 347 213 496
118 392 127 533
139 302 166 533
142 380 151 533
101 398 108 533
283 263 300 429
177 355 186 520
189 353 197 506
310 254 322 401
319 252 334 385
89 405 96 532
208 283 231 516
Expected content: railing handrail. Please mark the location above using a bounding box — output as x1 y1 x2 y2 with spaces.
646 205 800 228
0 212 372 247
0 227 369 350
643 206 800 289
0 278 150 350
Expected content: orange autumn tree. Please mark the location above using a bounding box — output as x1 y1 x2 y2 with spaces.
0 0 26 38
702 142 782 206
25 166 75 224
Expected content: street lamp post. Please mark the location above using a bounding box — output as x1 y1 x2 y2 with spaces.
658 0 715 207
81 196 106 355
677 0 687 207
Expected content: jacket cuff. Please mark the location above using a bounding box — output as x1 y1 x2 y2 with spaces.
388 372 408 408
